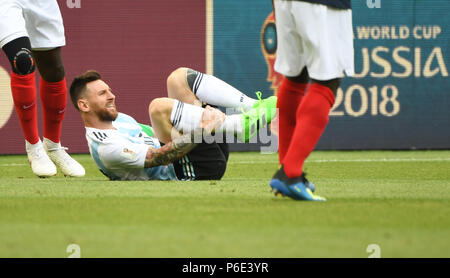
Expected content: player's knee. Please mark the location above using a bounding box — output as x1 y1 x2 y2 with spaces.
167 67 188 90
11 48 36 75
149 98 173 119
168 67 200 92
2 37 35 75
326 78 341 94
312 78 341 95
286 67 309 83
37 54 65 82
41 63 65 82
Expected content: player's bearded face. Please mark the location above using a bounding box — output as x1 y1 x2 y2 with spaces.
88 80 118 121
97 101 118 122
96 93 118 122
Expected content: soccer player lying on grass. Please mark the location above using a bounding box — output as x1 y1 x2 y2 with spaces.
69 67 277 181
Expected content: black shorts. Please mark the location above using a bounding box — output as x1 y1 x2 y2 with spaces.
173 140 229 181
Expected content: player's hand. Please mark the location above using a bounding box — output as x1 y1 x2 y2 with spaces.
201 105 226 134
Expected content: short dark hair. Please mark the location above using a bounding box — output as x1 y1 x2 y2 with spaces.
69 70 102 111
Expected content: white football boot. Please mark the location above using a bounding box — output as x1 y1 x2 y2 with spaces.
43 138 85 177
26 140 57 178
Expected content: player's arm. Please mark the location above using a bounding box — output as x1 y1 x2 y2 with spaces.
144 133 197 168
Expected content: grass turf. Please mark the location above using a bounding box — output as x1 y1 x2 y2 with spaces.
0 150 449 258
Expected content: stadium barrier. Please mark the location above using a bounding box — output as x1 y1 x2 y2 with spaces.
0 0 448 154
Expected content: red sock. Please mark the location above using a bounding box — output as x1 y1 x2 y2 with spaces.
277 77 307 164
10 72 39 144
40 77 67 143
283 82 335 178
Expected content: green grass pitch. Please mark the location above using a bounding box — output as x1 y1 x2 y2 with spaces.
0 150 449 258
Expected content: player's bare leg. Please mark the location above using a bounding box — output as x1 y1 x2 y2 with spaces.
148 98 180 144
311 78 340 96
33 47 85 177
167 67 202 106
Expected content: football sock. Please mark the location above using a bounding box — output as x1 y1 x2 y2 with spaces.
170 100 203 134
169 100 242 137
283 82 335 178
40 77 67 143
188 69 256 110
216 114 242 135
10 71 39 144
277 77 307 164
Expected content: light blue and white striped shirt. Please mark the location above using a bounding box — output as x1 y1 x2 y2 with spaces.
85 113 177 181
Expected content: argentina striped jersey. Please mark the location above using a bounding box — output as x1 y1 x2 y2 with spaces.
85 113 177 181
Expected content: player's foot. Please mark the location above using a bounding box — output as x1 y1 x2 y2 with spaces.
271 165 316 193
26 140 57 178
236 92 277 142
43 138 85 177
270 165 325 201
252 91 277 123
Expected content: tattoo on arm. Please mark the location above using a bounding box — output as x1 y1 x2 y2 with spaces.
144 133 197 168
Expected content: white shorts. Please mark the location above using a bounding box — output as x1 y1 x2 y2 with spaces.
274 0 354 80
0 0 65 49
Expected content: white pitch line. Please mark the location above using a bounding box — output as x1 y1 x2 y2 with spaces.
229 157 450 164
0 163 26 166
2 158 449 167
